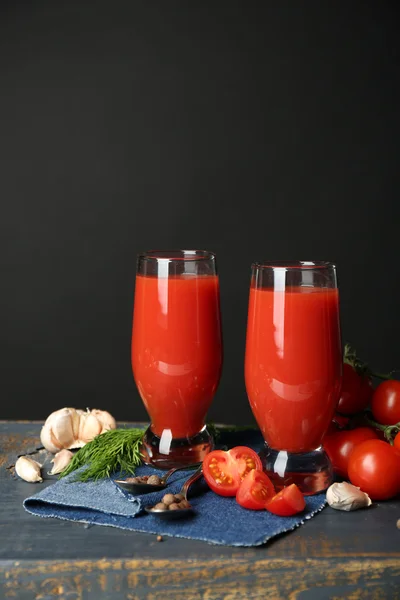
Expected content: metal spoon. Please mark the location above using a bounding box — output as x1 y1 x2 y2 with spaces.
145 467 203 519
114 462 202 495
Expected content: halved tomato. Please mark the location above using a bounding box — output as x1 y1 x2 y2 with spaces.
203 446 263 497
265 484 306 516
228 446 263 480
236 469 276 510
203 450 242 496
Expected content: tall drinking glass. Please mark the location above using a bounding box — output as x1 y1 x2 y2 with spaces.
132 250 222 468
245 261 342 494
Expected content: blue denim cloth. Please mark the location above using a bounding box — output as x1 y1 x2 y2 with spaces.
23 430 326 547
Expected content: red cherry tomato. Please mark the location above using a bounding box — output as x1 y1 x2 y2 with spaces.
336 364 374 415
236 469 275 510
203 450 242 496
371 380 400 425
203 447 262 497
228 446 263 480
323 427 379 479
265 484 306 516
348 439 400 500
394 432 400 451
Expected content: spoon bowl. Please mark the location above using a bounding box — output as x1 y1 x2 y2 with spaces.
144 506 194 520
115 480 165 494
145 467 203 520
114 462 202 496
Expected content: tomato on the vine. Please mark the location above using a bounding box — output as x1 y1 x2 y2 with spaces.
348 439 400 500
336 363 374 415
203 446 262 497
323 427 379 479
236 469 275 510
371 380 400 425
394 432 400 452
265 484 306 516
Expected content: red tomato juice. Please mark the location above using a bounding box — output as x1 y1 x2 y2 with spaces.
132 274 222 439
245 286 342 453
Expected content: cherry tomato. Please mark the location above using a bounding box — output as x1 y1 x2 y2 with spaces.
265 484 306 516
203 447 262 497
348 439 400 500
228 446 263 480
336 364 374 415
371 380 400 425
323 427 379 479
394 432 400 451
203 450 242 496
236 469 275 510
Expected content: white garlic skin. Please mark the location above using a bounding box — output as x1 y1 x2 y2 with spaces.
40 407 116 453
15 456 43 483
326 482 372 511
49 449 74 475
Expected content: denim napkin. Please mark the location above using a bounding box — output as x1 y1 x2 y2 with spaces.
23 429 326 547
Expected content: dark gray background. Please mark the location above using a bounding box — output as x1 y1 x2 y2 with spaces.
1 1 399 423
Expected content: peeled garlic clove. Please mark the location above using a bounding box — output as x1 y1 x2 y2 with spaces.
49 449 74 475
90 409 116 432
326 482 372 511
15 456 43 483
78 412 102 443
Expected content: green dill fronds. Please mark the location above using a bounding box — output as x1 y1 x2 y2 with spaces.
59 428 145 482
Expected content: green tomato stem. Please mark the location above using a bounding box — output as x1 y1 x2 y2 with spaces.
365 414 400 445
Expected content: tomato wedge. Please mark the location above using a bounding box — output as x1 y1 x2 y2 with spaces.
265 484 306 516
228 446 263 480
203 446 263 497
236 469 276 510
203 450 242 496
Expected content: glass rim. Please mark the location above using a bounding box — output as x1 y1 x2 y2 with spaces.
138 249 216 262
252 260 336 271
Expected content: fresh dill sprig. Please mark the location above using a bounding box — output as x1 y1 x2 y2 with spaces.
59 428 145 482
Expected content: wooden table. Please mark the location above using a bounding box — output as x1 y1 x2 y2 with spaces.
1 422 400 599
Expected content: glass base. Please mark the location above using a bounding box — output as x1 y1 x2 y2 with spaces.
141 425 214 469
259 444 333 495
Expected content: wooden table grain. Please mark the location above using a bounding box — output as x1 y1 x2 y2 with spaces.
1 422 400 599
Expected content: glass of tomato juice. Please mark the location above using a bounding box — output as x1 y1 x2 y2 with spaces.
131 250 223 468
245 261 342 494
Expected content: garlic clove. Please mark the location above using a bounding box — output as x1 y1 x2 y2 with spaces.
90 409 117 432
15 456 43 483
49 449 74 475
78 412 102 443
51 408 77 448
326 482 372 511
40 423 63 453
70 409 81 440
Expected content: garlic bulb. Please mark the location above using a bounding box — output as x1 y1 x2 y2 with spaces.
15 456 43 483
326 482 372 511
49 449 74 475
40 407 116 453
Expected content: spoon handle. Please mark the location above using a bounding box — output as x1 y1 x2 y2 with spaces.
162 461 202 484
180 467 203 501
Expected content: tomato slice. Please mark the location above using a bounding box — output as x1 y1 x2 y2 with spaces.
236 469 275 510
265 484 306 516
228 446 263 480
203 450 242 496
